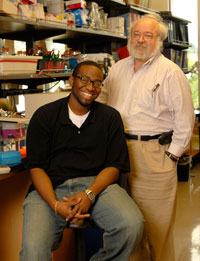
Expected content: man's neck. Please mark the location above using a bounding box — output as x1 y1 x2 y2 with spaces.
68 99 90 116
134 58 147 72
133 52 161 72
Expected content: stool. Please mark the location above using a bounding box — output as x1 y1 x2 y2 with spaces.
68 219 103 261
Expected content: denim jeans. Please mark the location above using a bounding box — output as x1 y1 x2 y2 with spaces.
20 176 144 261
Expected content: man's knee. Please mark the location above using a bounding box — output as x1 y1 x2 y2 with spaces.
120 201 144 244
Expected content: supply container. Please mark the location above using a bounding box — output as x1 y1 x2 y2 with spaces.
0 151 21 167
0 55 43 74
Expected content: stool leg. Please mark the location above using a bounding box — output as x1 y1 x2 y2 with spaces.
75 229 86 261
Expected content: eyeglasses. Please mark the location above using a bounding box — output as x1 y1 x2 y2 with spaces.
74 75 103 88
132 32 158 42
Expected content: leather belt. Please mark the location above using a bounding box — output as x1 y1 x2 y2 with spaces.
125 133 161 141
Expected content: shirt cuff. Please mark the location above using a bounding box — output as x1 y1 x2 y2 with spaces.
168 142 188 157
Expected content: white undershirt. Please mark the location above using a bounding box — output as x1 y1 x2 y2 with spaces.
68 105 90 128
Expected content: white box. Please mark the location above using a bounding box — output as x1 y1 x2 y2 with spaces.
0 55 43 75
65 0 85 5
32 3 45 20
18 4 33 19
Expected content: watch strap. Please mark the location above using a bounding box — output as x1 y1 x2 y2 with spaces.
165 151 178 162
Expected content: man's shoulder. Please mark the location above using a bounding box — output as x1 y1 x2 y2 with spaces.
113 56 132 67
159 54 183 72
32 97 68 122
37 97 68 112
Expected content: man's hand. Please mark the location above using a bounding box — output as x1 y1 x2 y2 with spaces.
56 197 90 221
63 192 92 223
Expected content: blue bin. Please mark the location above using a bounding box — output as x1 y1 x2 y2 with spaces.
0 151 21 167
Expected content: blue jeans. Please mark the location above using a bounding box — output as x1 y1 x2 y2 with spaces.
20 176 144 261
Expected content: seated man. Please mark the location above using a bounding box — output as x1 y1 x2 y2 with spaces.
20 61 144 261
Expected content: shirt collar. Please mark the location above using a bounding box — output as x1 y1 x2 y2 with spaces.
145 53 161 65
60 94 96 125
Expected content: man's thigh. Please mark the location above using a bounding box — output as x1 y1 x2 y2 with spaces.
22 190 66 250
90 184 143 230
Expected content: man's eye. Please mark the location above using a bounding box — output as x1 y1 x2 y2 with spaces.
145 34 153 38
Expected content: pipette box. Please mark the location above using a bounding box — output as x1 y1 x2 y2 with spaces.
0 151 21 167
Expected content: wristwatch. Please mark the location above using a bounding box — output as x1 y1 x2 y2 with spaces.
85 189 95 203
165 151 178 162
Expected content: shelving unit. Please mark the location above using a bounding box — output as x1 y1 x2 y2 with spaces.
0 0 130 97
160 11 191 73
0 1 190 96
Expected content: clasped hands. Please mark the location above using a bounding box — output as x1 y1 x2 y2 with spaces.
56 191 92 224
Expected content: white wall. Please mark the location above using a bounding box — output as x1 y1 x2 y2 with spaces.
24 92 70 119
198 0 200 107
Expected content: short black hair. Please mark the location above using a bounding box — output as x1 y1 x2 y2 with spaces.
72 60 103 77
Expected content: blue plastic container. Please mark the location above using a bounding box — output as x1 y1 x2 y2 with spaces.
0 151 21 167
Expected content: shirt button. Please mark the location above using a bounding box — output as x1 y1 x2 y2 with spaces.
78 131 80 134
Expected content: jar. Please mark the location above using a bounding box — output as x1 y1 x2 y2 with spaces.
2 47 9 55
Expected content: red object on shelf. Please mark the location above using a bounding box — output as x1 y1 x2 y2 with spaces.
18 147 26 159
116 46 129 60
45 60 65 73
21 0 34 5
67 3 86 9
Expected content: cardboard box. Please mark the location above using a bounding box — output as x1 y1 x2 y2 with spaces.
0 55 42 75
0 0 18 16
108 17 125 35
18 4 33 19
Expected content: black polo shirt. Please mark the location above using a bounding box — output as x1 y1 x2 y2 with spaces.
24 95 130 189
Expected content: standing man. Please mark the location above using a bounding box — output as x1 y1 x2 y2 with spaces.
98 14 195 261
20 61 144 261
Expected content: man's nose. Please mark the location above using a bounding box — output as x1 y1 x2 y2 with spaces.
86 82 96 90
138 34 145 42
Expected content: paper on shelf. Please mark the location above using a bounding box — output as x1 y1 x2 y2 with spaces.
0 165 11 174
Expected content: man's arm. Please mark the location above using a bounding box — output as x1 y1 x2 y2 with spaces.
30 168 90 220
167 70 195 157
88 166 119 196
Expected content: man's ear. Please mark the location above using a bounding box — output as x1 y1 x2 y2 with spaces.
69 76 74 87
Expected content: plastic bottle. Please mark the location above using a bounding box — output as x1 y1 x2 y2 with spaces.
7 134 16 151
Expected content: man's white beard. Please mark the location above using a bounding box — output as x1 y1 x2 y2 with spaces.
128 40 162 61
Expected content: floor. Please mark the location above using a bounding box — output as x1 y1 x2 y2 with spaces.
174 160 200 261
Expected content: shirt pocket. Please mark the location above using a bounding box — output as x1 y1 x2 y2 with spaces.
135 86 154 109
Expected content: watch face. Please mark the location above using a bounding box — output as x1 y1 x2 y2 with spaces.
85 189 95 202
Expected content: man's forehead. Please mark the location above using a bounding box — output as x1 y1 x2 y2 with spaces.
135 18 158 30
